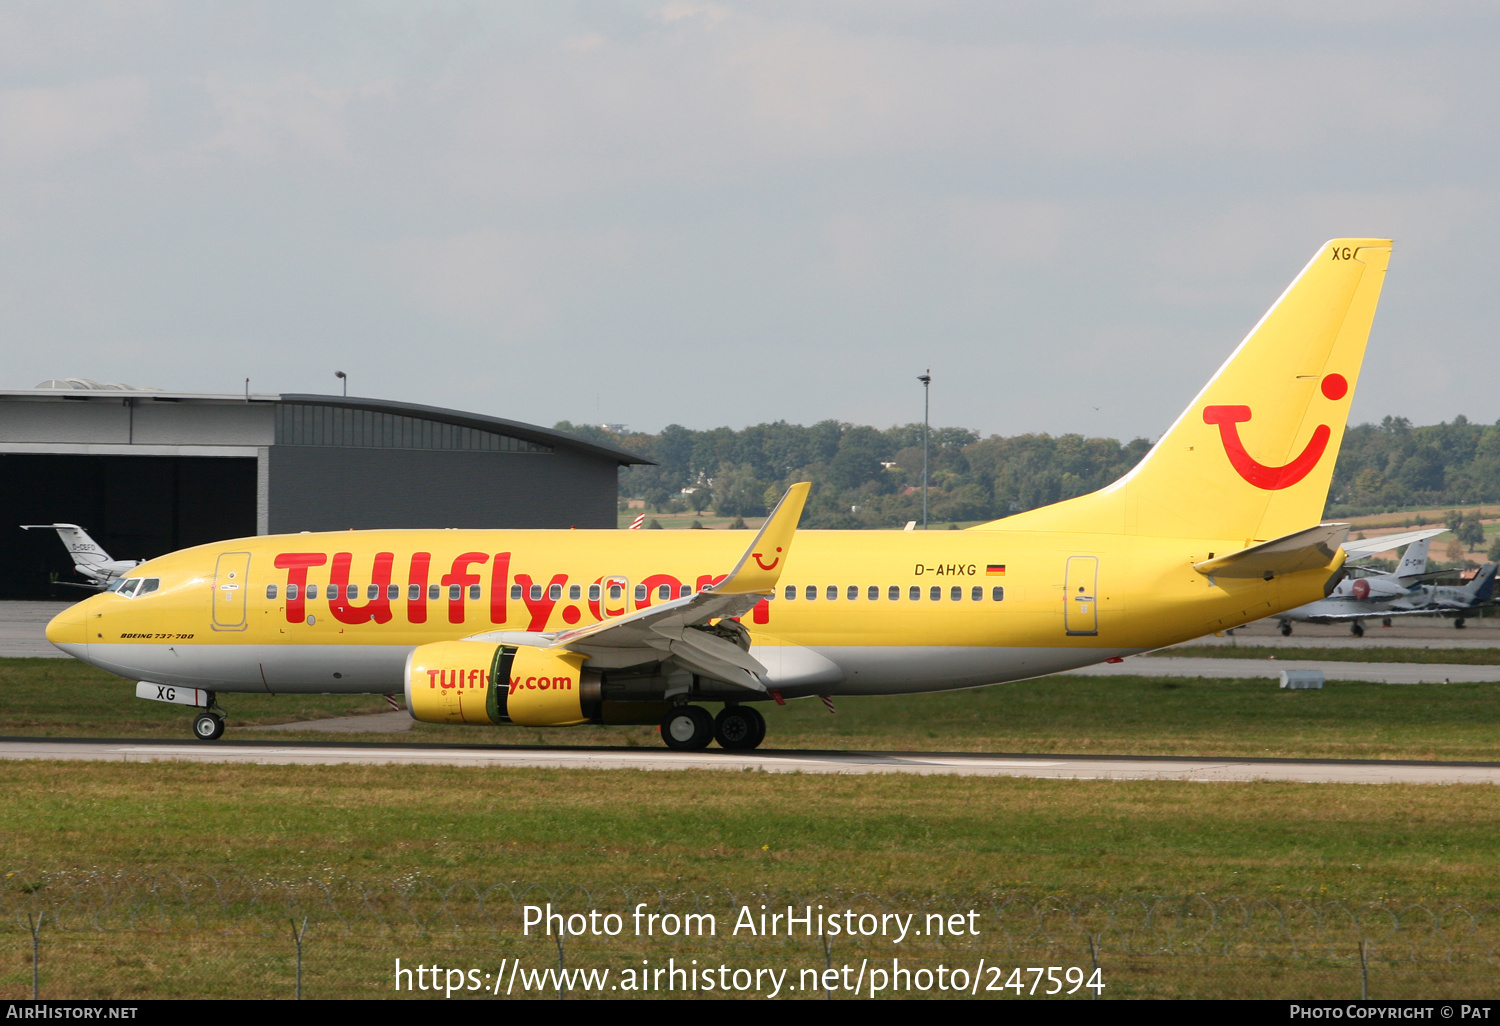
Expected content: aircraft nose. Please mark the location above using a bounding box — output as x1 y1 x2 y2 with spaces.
46 602 89 652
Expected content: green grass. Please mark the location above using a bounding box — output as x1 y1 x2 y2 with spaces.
2 760 1496 899
1160 645 1500 665
8 658 1500 760
0 658 394 736
7 675 1500 998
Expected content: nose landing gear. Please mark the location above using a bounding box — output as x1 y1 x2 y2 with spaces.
193 711 225 741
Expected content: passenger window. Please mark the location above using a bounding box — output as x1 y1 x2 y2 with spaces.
429 584 440 601
449 585 461 601
529 585 542 601
469 584 481 600
826 585 837 600
511 585 522 600
408 584 421 601
951 586 962 601
369 584 381 600
785 585 796 600
387 584 399 600
930 586 941 601
635 584 647 602
310 584 323 600
589 584 600 601
992 586 1005 601
868 585 879 600
889 585 900 601
609 585 622 600
847 585 858 600
908 585 920 601
680 585 692 598
139 578 160 595
266 584 278 600
569 584 581 600
287 583 299 600
971 586 982 601
805 585 817 600
654 584 666 600
549 584 562 601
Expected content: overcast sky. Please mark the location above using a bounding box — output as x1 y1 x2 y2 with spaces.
3 1 1497 442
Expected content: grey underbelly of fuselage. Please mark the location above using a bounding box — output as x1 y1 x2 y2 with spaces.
56 641 1142 698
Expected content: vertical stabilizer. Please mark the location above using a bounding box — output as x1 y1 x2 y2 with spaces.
1394 537 1433 583
979 239 1392 543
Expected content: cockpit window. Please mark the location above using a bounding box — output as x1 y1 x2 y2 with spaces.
116 578 160 597
117 579 141 597
138 578 160 595
104 579 124 593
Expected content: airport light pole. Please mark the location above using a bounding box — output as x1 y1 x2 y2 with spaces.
335 370 347 397
918 370 931 529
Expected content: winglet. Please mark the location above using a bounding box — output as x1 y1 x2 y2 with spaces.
709 482 811 596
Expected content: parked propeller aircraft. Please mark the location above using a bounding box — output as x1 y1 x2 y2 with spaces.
21 524 141 591
48 239 1393 747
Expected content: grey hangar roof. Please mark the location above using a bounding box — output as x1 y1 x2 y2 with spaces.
0 388 650 598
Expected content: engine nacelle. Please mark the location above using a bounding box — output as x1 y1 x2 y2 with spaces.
405 642 598 726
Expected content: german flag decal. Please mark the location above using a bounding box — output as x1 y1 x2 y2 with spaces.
986 564 1006 576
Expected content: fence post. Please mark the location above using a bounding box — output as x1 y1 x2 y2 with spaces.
1359 939 1368 1001
27 912 43 1000
289 917 308 1000
1088 933 1100 1001
556 933 565 1001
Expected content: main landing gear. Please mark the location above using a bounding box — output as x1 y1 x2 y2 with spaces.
1279 621 1293 636
660 704 767 752
1456 617 1467 629
1351 621 1365 638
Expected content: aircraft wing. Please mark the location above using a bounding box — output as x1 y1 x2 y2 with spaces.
1194 523 1349 580
464 482 811 691
1341 527 1447 560
1300 607 1460 623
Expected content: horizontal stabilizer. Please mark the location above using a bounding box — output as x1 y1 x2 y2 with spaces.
1194 523 1349 580
1341 528 1445 561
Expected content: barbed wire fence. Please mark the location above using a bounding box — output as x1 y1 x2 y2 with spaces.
5 873 1500 999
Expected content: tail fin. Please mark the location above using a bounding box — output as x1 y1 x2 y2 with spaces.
1394 537 1433 582
20 523 115 568
1466 563 1498 603
979 239 1392 542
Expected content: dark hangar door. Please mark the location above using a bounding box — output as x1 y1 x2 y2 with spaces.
0 454 257 598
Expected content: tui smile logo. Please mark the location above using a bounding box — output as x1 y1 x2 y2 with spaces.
1202 374 1347 490
753 547 782 571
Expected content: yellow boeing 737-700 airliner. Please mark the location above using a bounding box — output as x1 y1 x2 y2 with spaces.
48 239 1392 749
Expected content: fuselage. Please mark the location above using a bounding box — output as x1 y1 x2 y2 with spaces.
48 525 1338 699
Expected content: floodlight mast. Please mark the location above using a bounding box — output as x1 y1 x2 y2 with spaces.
918 370 931 529
335 370 347 397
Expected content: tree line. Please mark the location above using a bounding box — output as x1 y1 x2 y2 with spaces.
554 414 1500 531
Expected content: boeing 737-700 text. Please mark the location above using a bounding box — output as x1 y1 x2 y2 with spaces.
48 239 1393 748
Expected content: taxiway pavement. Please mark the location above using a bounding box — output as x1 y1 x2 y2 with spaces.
3 736 1498 784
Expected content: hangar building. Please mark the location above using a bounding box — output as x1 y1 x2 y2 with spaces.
0 382 649 598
